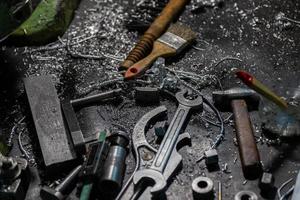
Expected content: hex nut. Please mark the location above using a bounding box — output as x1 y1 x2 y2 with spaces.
259 172 274 191
192 176 214 200
234 190 258 200
204 149 219 166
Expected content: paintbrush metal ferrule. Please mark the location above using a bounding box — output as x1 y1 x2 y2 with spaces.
158 32 188 53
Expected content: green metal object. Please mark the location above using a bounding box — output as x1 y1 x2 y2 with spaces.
0 137 8 155
0 0 38 42
7 0 80 45
80 131 107 200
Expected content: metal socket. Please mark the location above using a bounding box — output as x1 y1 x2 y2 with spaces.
98 131 129 197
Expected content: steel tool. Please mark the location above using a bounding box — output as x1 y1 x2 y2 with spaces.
98 131 130 198
0 155 30 200
116 106 168 200
213 88 262 179
192 176 214 200
133 89 203 195
234 190 258 200
79 131 108 200
61 89 122 154
40 165 82 200
24 75 77 174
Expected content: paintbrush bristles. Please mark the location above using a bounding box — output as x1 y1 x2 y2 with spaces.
167 22 197 42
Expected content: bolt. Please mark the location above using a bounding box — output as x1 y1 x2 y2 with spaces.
40 165 82 200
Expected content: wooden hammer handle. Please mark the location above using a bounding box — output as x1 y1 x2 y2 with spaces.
231 99 262 180
119 0 190 71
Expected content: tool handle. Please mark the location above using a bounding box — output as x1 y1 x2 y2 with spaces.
124 42 175 79
119 0 190 71
231 100 262 179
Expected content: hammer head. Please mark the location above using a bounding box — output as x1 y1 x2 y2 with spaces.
213 88 260 112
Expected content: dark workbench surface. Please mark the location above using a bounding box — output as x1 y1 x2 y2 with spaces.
1 0 300 199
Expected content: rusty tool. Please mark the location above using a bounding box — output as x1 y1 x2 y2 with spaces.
213 88 262 180
133 89 202 196
119 0 190 71
124 22 196 79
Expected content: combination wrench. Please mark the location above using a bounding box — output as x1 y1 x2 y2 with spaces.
133 89 203 196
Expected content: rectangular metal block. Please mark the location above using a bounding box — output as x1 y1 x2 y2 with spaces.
24 76 76 172
61 100 86 154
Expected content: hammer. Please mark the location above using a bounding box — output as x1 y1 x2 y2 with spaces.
213 88 262 179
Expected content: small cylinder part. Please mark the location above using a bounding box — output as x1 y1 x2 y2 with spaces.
98 131 129 198
234 190 258 200
192 176 214 200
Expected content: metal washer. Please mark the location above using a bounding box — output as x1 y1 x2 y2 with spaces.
192 176 214 199
234 190 258 200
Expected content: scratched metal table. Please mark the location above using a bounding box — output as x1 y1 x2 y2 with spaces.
1 0 300 199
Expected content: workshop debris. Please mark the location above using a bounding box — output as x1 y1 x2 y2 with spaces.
0 155 30 200
259 172 276 199
71 89 123 108
154 120 169 139
24 75 77 173
234 190 258 200
204 149 219 167
135 87 160 104
125 22 197 79
124 0 168 32
218 181 222 200
98 130 130 198
120 0 190 70
259 172 275 191
191 0 225 13
40 165 82 200
192 176 214 200
213 88 262 179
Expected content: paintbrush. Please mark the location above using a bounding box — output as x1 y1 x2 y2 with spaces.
120 0 190 70
124 22 196 79
236 70 300 120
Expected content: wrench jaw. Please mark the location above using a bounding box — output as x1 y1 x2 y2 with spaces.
133 169 167 195
175 90 203 110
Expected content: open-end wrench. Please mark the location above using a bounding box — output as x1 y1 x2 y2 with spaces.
116 106 168 200
133 89 203 195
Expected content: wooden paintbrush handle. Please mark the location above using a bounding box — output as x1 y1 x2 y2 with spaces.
119 0 190 71
124 42 176 79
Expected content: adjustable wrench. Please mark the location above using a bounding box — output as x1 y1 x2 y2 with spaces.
133 89 203 195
